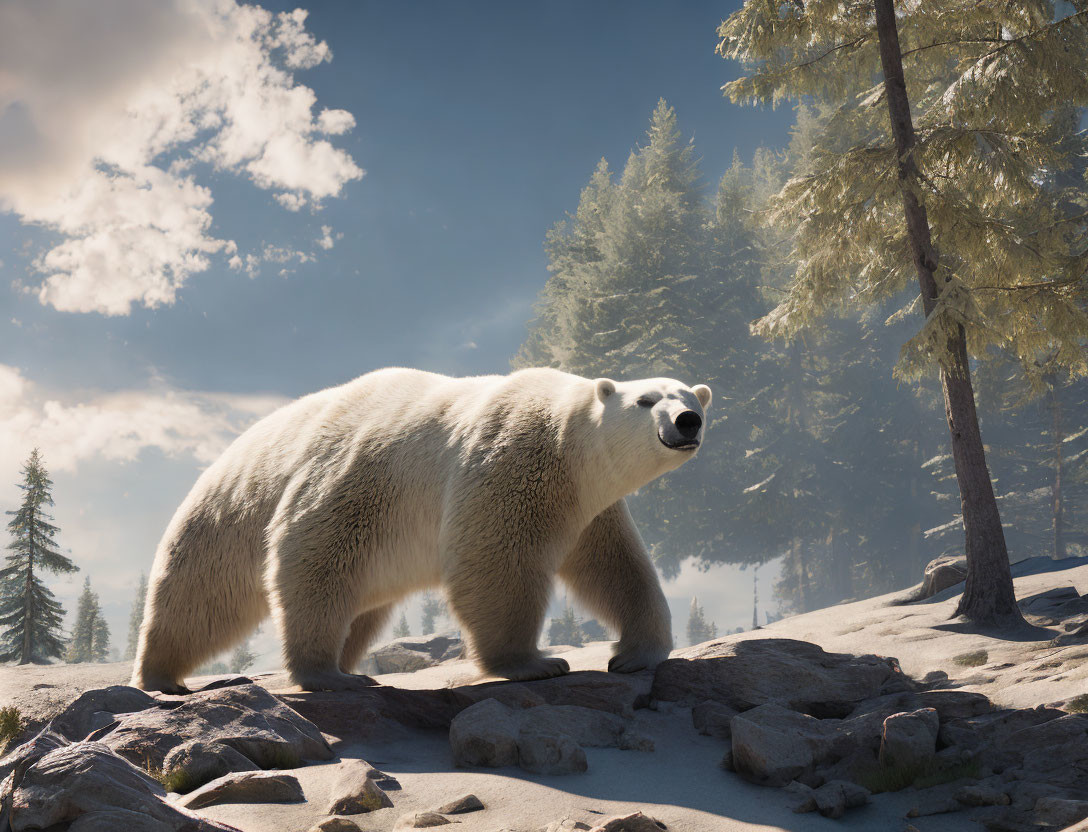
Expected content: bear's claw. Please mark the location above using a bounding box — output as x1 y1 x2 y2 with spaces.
293 670 380 692
487 655 570 682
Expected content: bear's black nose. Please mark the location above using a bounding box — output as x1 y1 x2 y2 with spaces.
675 410 702 439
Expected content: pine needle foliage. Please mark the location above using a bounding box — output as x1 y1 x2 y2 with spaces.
717 1 1088 381
0 449 78 664
124 573 147 661
392 611 411 639
67 577 109 663
686 596 718 646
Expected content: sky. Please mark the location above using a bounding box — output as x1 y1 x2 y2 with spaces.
0 0 795 667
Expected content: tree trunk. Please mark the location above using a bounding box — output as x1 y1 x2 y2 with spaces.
1049 382 1067 560
874 0 1022 625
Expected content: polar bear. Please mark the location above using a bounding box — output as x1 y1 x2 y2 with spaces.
132 367 711 693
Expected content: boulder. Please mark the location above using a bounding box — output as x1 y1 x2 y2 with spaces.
369 644 439 674
587 812 665 832
691 701 737 739
324 759 395 814
449 698 647 775
161 740 259 791
880 709 938 771
517 732 587 775
8 741 236 832
918 556 968 599
955 785 1009 807
100 683 333 769
177 770 305 809
1035 797 1088 828
310 819 364 832
653 638 907 714
730 703 842 786
393 811 455 829
539 821 591 832
433 793 484 814
449 699 520 768
47 686 158 741
811 780 870 819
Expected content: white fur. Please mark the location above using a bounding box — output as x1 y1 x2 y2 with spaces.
131 367 710 692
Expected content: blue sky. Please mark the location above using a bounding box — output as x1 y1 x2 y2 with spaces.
0 0 793 663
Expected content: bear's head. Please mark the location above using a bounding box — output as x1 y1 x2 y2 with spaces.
592 376 712 492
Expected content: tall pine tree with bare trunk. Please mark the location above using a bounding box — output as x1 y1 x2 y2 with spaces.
717 0 1088 625
0 449 78 663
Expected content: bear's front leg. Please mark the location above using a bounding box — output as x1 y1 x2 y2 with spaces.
559 500 673 673
444 542 569 682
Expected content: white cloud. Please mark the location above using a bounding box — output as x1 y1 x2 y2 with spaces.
0 364 287 486
0 0 364 316
316 224 341 250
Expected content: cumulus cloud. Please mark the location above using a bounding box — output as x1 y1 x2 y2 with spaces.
316 224 342 250
0 0 363 316
0 364 287 485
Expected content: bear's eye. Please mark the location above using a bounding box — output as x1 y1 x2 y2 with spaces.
636 397 655 408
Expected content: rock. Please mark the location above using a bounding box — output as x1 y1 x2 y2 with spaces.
161 740 259 791
9 741 235 832
784 781 817 813
309 819 364 832
1035 797 1088 827
393 811 455 829
101 683 333 769
653 638 906 714
434 793 484 814
369 643 440 674
811 780 870 819
904 784 966 817
915 690 993 721
177 771 305 809
324 759 394 814
195 676 255 692
955 785 1009 807
729 703 841 786
48 686 158 741
450 699 520 768
880 708 938 771
618 729 654 752
506 671 649 717
517 731 587 775
691 701 736 739
720 749 734 771
0 729 67 788
518 705 628 747
539 821 592 832
587 812 665 832
918 555 967 599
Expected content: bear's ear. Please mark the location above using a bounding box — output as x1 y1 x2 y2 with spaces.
595 378 616 403
693 384 712 409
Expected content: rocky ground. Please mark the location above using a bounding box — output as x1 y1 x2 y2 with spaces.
1 555 1087 832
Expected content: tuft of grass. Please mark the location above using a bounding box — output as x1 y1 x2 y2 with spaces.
856 759 981 794
0 706 24 753
143 756 201 794
1066 694 1088 713
259 744 301 770
952 650 989 668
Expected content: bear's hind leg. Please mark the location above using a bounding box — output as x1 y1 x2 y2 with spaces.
339 604 393 675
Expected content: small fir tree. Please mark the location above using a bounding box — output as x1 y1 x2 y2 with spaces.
686 596 718 646
229 639 256 674
393 611 411 639
90 609 110 663
420 593 446 636
547 603 585 648
0 449 78 663
66 577 101 663
124 573 147 661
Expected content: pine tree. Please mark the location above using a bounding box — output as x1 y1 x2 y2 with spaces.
717 0 1088 624
0 449 78 664
547 603 585 647
392 611 411 639
124 573 147 661
66 577 100 663
91 610 110 663
686 596 718 646
229 639 256 674
420 592 446 636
